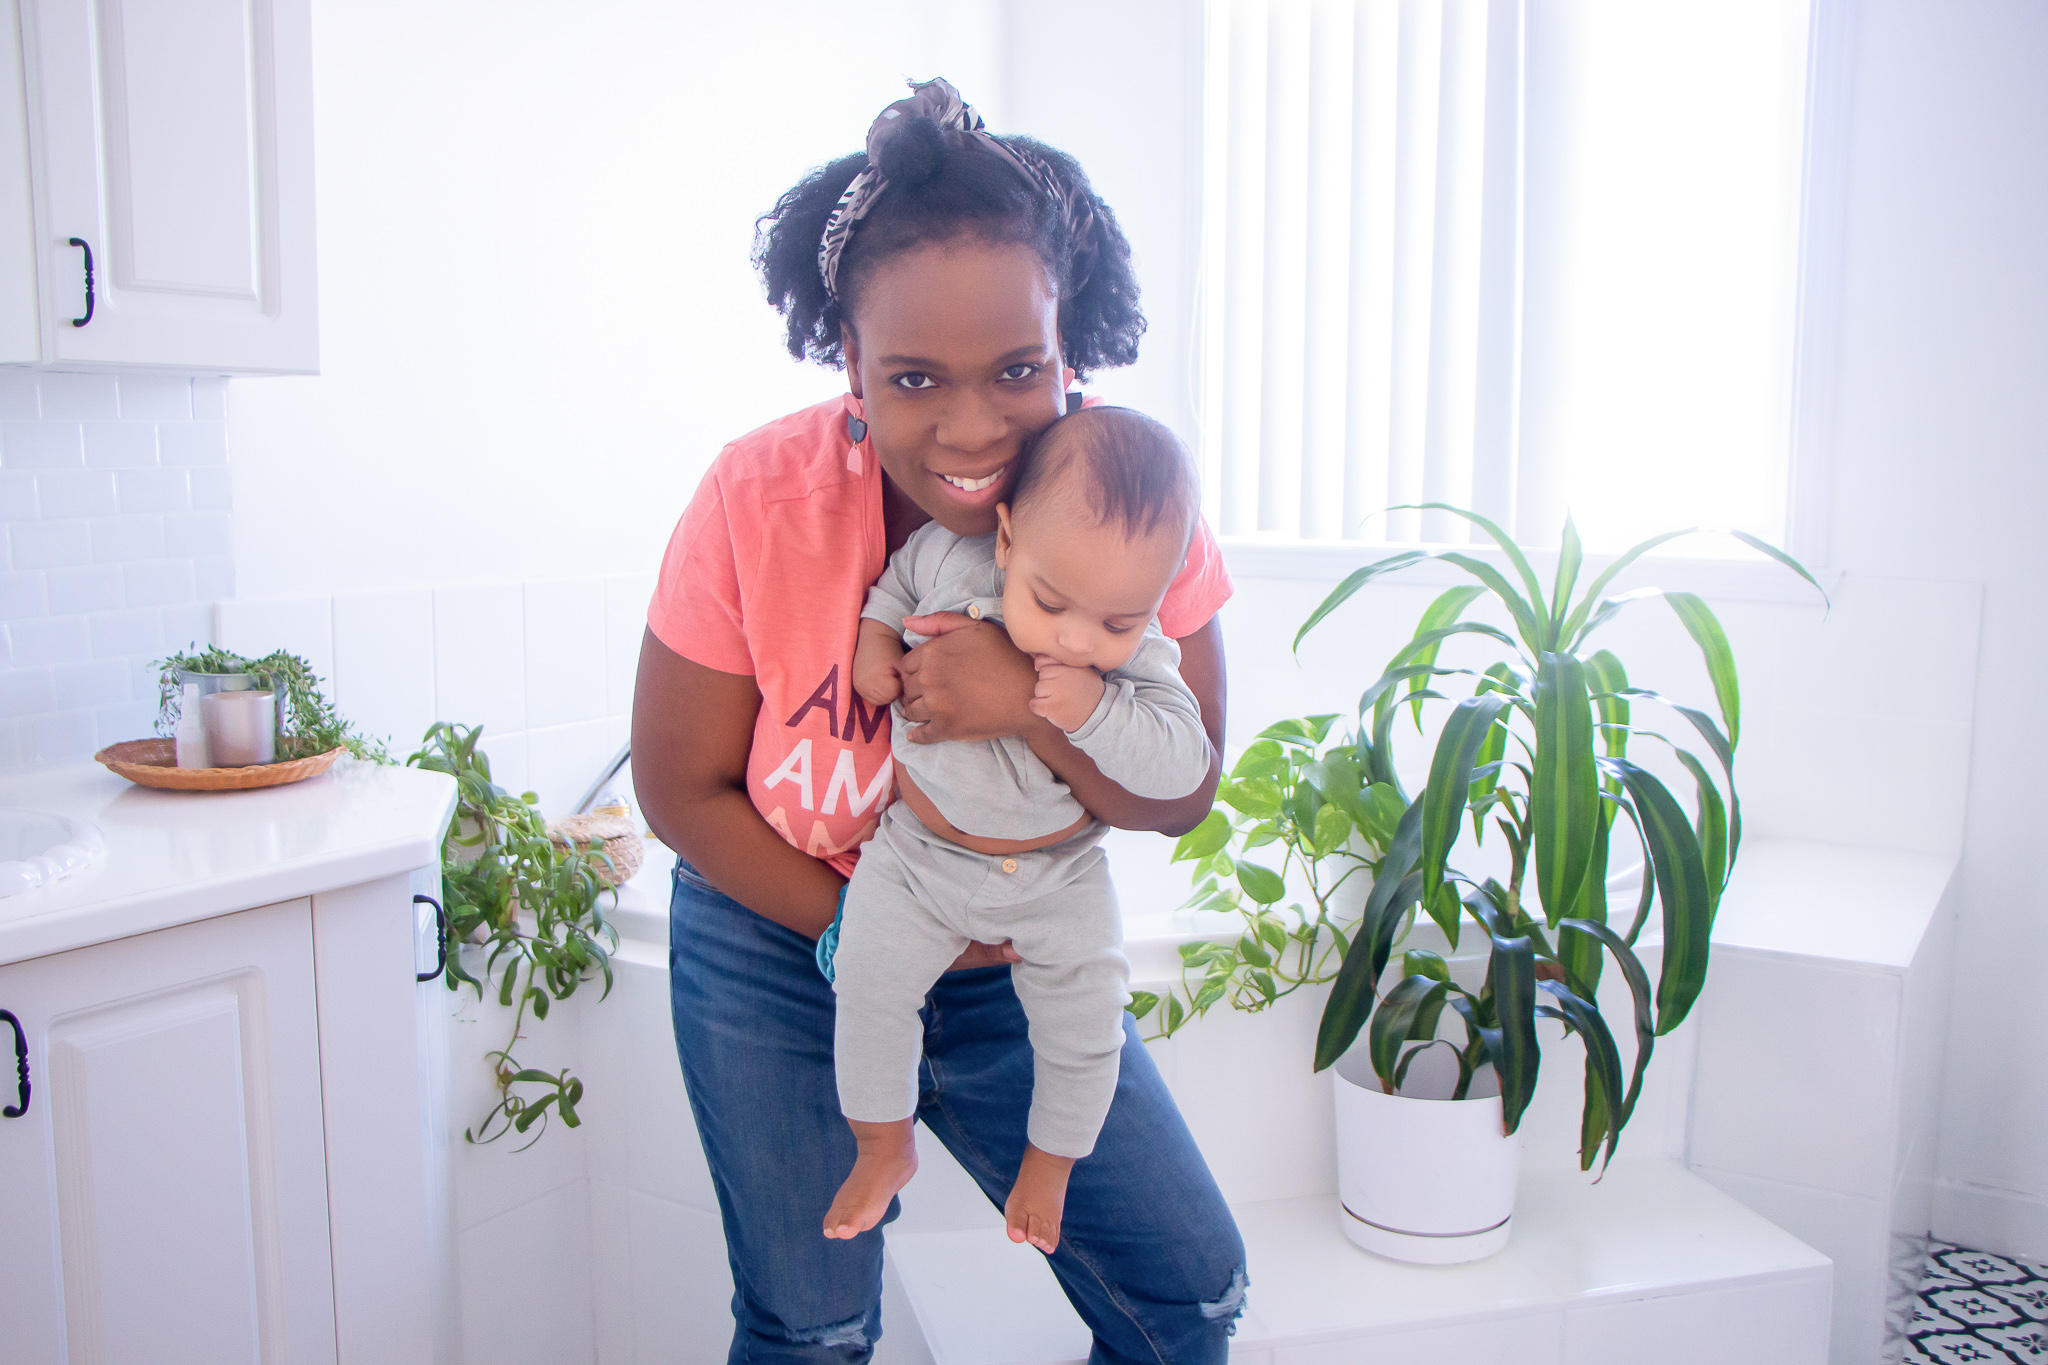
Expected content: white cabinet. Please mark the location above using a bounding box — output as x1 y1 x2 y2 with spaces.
0 898 339 1364
2 0 317 372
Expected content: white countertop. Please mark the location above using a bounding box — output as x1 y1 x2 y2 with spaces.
0 759 457 966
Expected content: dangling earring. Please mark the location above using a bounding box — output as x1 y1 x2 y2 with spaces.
847 413 868 445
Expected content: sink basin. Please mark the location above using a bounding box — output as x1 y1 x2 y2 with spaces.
0 808 106 897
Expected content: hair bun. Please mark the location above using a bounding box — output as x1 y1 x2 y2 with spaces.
870 111 947 190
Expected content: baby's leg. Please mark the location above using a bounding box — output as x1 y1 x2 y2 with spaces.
825 835 969 1240
1000 856 1128 1253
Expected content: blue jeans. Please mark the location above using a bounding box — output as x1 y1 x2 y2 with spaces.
668 859 1248 1363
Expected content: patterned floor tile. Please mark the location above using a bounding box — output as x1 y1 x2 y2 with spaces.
1913 1240 2048 1365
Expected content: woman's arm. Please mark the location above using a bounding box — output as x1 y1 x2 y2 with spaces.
633 629 1023 969
633 629 843 937
896 615 1227 837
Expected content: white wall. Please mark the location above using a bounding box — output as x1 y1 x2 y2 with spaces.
1821 0 2048 1260
228 0 1006 599
1 371 232 768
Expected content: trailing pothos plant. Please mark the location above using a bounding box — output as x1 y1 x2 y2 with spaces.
1130 714 1402 1038
156 644 388 762
409 722 617 1150
1159 504 1824 1174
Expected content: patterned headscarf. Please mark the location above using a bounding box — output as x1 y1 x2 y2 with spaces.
817 77 1098 304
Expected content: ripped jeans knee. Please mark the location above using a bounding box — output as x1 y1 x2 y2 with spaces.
1200 1264 1251 1336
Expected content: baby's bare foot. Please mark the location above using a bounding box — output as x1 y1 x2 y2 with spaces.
1005 1143 1076 1254
824 1118 917 1240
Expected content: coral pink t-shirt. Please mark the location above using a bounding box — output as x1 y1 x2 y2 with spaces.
647 394 1233 878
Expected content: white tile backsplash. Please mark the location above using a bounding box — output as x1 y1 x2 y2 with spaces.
215 595 336 684
1 370 238 767
332 589 437 758
435 583 526 739
604 572 654 718
524 578 607 730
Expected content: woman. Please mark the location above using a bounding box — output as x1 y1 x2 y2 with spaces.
632 80 1246 1361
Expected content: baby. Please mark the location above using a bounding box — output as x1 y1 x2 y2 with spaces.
821 406 1212 1254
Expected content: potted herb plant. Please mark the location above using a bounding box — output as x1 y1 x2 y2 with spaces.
1140 505 1823 1262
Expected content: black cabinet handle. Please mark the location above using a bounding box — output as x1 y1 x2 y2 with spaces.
415 895 448 983
67 237 94 326
1 1009 27 1118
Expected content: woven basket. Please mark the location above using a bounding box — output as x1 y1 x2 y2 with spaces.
94 738 346 792
546 812 644 886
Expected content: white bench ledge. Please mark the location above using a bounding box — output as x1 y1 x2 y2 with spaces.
887 1159 1832 1365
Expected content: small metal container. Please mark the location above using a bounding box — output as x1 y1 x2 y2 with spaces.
201 688 277 767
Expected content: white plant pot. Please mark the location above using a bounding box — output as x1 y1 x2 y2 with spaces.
1332 1043 1521 1264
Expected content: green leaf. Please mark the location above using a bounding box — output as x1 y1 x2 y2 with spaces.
1396 504 1551 637
1531 653 1600 926
1165 994 1186 1034
1127 990 1159 1021
1664 591 1740 747
1368 976 1451 1090
1605 758 1714 1033
1294 550 1432 651
1436 552 1544 652
1558 528 1699 647
1257 718 1320 747
1236 931 1273 968
1256 914 1290 953
1536 979 1627 1172
1360 782 1406 846
1398 586 1490 728
1231 741 1288 781
1403 948 1451 983
1465 886 1541 1134
1728 530 1830 611
1236 861 1286 904
1550 515 1584 638
1303 752 1367 822
1672 748 1730 902
1305 713 1341 743
1315 803 1426 1071
1419 693 1513 892
1559 917 1656 1128
1224 777 1284 819
1312 804 1352 855
1172 810 1232 862
1583 651 1631 766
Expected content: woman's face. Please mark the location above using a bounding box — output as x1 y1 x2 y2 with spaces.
843 239 1068 537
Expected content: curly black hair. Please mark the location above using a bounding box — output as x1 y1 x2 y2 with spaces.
754 113 1145 380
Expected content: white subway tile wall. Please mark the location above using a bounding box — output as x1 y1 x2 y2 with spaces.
2 371 234 767
208 572 652 815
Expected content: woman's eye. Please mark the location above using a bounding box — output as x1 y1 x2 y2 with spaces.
1000 363 1041 382
894 373 937 391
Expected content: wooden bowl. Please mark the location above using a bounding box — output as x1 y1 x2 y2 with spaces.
94 738 346 792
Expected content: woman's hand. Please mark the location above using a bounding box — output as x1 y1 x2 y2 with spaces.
948 940 1025 972
896 613 1042 743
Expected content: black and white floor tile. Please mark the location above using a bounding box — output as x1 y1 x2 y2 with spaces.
1907 1241 2048 1363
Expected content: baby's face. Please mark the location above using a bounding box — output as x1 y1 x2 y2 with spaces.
994 502 1186 672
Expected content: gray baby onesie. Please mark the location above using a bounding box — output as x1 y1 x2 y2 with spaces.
832 522 1211 1159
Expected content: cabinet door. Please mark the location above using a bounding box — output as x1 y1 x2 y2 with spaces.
0 900 338 1365
19 0 317 372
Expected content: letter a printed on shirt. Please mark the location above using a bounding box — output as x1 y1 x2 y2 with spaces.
762 737 814 811
821 747 892 817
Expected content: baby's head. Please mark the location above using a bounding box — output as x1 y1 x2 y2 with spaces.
995 407 1199 672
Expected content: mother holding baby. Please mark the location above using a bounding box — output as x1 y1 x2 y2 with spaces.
632 80 1247 1361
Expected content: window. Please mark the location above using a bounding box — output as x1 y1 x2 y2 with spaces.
1197 0 1816 553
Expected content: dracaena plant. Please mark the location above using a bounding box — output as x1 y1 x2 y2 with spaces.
1181 504 1821 1173
1305 505 1824 1171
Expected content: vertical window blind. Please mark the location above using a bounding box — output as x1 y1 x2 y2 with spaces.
1200 0 1525 547
1197 0 1815 554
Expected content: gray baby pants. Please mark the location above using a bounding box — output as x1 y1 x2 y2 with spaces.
832 804 1129 1160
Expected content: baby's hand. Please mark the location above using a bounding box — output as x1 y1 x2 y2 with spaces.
854 626 906 706
1029 658 1105 733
